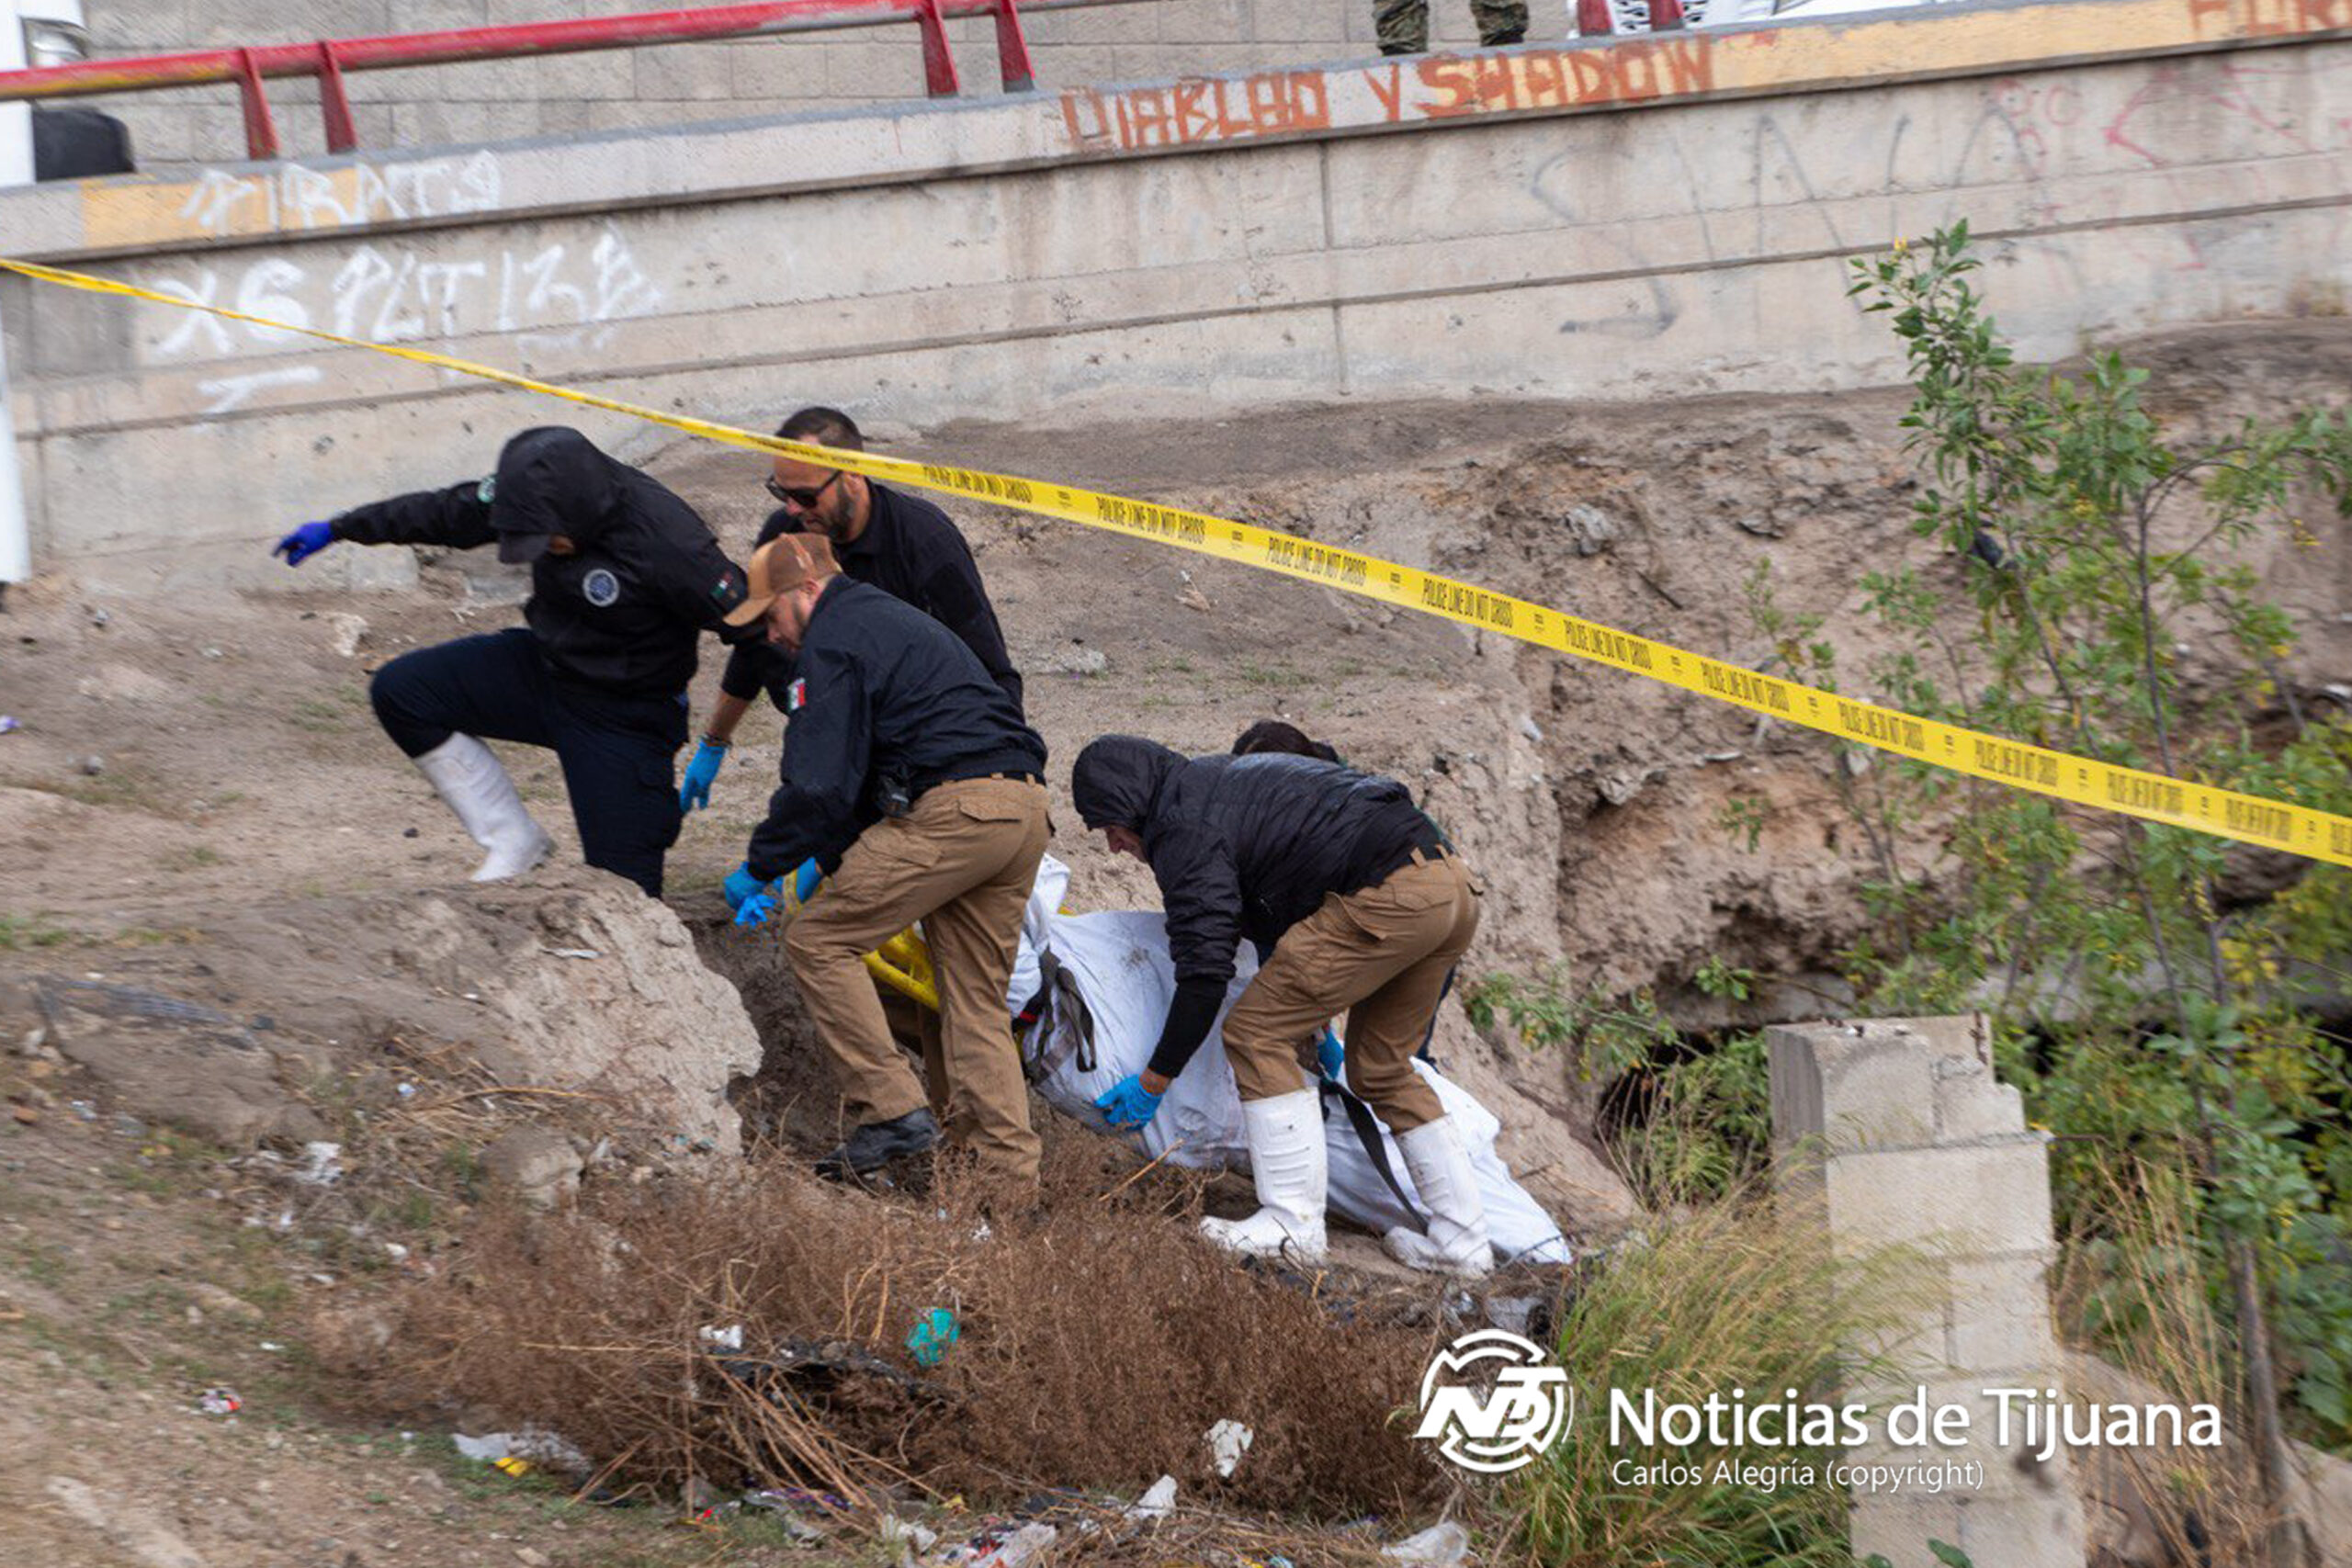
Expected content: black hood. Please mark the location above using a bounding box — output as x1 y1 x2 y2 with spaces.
490 427 626 559
1072 735 1183 830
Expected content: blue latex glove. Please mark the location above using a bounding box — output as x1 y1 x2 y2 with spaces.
721 863 764 912
272 521 336 566
679 739 728 813
734 890 778 929
1317 1027 1345 1083
1095 1073 1164 1131
788 857 823 904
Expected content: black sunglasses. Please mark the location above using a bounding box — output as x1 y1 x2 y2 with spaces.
764 469 842 510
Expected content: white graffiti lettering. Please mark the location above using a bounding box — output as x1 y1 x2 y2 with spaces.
145 225 666 364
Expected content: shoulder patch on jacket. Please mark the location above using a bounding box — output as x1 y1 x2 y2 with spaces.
786 677 807 713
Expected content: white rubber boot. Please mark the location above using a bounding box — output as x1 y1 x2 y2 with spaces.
413 734 552 882
1382 1116 1495 1278
1201 1088 1328 1265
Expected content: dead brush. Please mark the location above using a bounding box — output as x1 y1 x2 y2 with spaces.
373 1129 1461 1529
2054 1150 2273 1564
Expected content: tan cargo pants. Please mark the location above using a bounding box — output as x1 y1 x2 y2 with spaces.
1222 852 1480 1132
784 776 1049 1190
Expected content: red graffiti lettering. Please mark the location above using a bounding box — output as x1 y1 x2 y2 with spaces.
1521 52 1569 109
1417 55 1477 118
1058 88 1113 146
1288 70 1331 130
1363 62 1407 121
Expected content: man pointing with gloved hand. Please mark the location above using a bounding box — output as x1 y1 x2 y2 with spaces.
728 534 1050 1201
273 426 751 897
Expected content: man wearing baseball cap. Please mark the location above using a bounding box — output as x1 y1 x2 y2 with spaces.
272 426 752 897
729 534 1050 1197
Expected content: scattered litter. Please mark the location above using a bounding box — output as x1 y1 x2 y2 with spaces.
543 947 601 961
395 1082 416 1100
197 1387 242 1416
1177 586 1212 613
325 612 368 659
0 716 17 735
1127 1474 1177 1520
905 1307 960 1368
453 1428 592 1473
1702 749 1745 763
1204 1418 1254 1478
1484 1295 1544 1337
742 1493 827 1541
201 647 223 660
67 1100 97 1122
76 755 104 776
878 1514 938 1558
697 1323 744 1352
929 1521 1057 1565
384 1242 410 1263
1518 716 1544 742
87 607 109 627
293 1141 343 1186
259 1340 286 1351
1383 1520 1471 1564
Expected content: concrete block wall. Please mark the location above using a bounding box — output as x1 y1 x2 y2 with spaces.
1769 1016 2087 1568
71 0 1560 172
6 0 2347 587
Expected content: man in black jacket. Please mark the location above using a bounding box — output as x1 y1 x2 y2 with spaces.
729 535 1049 1196
1071 736 1493 1276
678 406 1022 816
271 426 750 897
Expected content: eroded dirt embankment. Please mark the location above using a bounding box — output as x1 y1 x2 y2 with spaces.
0 319 2347 1565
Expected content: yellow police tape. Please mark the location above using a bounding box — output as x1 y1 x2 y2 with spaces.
7 254 2350 871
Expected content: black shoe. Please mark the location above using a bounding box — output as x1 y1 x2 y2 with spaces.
816 1108 941 1181
1483 28 1527 44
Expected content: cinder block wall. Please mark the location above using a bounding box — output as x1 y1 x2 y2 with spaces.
1769 1016 2088 1567
75 0 1571 170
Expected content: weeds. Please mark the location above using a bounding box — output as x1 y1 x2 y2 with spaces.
1504 1193 1932 1566
374 1145 1451 1524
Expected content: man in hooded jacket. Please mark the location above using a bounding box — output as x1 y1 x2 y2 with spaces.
272 426 751 897
1069 735 1493 1276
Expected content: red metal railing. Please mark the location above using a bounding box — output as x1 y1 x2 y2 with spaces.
0 0 1150 162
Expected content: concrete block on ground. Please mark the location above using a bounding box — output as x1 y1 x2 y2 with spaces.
1934 1053 2029 1143
1820 1142 2054 1258
1945 1252 2060 1372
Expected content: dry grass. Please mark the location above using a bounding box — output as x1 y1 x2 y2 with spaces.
2054 1152 2273 1564
1499 1190 1934 1568
368 1135 1461 1535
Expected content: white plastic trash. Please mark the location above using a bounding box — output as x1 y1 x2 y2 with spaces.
1204 1418 1253 1478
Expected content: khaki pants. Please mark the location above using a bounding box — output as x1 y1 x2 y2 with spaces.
1223 852 1480 1132
785 776 1049 1190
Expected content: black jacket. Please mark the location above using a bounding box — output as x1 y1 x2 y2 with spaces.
745 579 1046 882
1072 738 1444 1080
722 481 1023 715
334 427 751 698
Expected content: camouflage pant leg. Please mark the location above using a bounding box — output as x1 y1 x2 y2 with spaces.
1374 0 1430 54
1473 0 1530 42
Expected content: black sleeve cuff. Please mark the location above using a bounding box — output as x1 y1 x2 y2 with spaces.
1148 977 1227 1082
719 645 762 702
